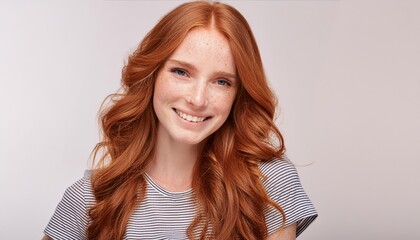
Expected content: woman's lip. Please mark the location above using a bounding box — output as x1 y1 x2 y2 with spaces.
172 108 210 119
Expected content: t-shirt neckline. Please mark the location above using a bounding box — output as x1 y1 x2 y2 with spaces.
144 172 193 198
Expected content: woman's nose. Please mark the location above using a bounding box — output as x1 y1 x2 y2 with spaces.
187 80 208 108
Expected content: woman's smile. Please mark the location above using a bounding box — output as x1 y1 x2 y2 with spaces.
174 108 209 123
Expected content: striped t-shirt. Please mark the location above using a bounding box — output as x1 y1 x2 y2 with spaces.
44 158 317 239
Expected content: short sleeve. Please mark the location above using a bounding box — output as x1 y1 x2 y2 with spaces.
44 172 93 240
260 158 318 237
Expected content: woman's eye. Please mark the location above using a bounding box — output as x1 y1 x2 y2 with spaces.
216 79 231 86
171 68 188 77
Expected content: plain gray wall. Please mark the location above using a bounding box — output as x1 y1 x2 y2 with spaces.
1 0 419 239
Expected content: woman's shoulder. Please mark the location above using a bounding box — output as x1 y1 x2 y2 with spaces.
63 170 94 200
44 170 95 239
50 170 96 218
259 156 294 170
259 156 318 236
258 156 299 187
258 156 309 204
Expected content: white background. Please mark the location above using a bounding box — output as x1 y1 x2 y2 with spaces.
1 0 419 239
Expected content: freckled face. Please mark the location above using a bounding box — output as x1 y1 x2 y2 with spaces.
153 27 238 146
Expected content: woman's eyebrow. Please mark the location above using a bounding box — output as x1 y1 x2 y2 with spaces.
167 59 236 79
214 71 237 80
167 59 197 71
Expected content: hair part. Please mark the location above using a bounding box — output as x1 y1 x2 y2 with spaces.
88 1 286 239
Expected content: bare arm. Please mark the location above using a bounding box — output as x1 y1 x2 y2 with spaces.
41 235 51 240
266 223 297 240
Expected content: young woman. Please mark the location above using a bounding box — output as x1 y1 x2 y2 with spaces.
43 1 317 239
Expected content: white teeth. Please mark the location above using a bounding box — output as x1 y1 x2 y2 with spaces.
176 109 206 123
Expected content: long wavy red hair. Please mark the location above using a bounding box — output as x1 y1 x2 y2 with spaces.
88 1 286 239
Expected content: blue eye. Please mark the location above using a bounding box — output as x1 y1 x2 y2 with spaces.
171 68 188 77
217 79 231 86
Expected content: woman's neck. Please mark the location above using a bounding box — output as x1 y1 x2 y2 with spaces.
145 128 203 192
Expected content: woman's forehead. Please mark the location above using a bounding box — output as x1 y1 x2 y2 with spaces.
168 27 236 75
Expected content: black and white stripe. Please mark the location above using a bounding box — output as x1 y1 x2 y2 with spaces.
44 158 317 239
260 158 318 236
